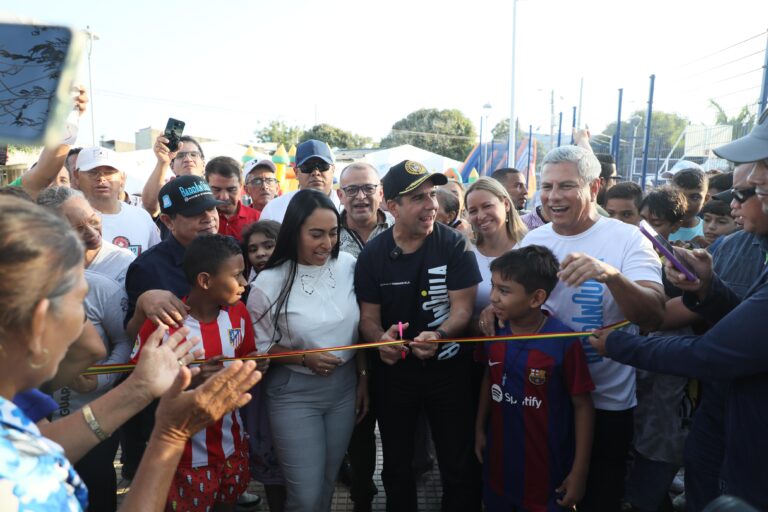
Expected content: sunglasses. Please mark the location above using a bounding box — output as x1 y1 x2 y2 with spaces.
731 187 757 204
298 161 331 174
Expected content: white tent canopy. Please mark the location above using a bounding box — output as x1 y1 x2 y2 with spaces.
362 145 462 178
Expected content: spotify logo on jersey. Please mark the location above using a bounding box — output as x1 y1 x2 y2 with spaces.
491 384 503 402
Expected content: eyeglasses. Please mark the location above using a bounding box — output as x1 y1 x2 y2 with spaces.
341 184 378 197
731 187 757 204
175 151 201 160
81 168 120 179
247 177 278 187
298 161 331 174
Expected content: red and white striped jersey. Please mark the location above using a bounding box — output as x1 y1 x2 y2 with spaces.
131 301 256 468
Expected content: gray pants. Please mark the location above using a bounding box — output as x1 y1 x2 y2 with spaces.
266 363 356 512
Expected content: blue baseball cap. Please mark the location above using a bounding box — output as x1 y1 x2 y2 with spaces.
296 139 334 167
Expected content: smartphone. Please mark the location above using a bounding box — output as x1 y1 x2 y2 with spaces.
163 117 185 152
0 22 84 146
638 220 697 281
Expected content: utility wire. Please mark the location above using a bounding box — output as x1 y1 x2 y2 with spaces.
676 31 765 69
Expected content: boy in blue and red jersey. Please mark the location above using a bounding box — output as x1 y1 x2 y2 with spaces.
475 245 595 512
131 234 256 512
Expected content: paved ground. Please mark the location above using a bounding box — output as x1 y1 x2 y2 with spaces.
116 434 444 511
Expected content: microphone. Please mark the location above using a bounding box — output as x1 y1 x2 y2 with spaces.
389 246 402 260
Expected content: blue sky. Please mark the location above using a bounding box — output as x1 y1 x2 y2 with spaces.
5 0 768 146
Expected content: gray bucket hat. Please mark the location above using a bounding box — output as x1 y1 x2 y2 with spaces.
713 107 768 163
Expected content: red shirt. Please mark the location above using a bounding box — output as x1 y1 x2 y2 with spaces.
218 202 260 241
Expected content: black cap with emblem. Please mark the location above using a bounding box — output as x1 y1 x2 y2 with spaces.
382 160 448 201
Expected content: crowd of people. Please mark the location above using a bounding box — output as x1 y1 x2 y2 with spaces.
1 88 767 512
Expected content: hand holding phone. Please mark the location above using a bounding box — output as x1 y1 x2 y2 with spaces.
163 118 185 152
639 220 697 281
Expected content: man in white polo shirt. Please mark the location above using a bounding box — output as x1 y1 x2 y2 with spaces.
74 147 161 256
259 139 341 223
514 145 664 512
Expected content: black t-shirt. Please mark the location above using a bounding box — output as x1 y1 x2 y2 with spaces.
355 222 481 361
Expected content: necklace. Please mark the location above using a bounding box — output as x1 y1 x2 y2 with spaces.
499 314 548 387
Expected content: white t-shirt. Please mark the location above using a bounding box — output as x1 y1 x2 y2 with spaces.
247 252 359 375
51 270 130 419
88 240 135 286
519 215 662 410
99 202 161 257
471 244 517 318
259 188 341 223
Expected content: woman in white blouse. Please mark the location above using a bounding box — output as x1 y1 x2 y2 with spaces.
464 177 528 329
247 189 362 512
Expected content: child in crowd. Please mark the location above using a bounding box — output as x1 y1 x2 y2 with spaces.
669 168 708 243
131 234 256 512
701 199 739 249
604 181 643 225
626 187 695 512
241 220 281 283
706 171 733 200
640 187 687 242
475 245 594 512
435 186 462 229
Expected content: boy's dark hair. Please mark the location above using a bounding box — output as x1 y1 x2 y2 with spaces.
672 169 706 190
490 245 560 297
435 187 459 220
183 233 243 284
595 153 616 180
701 199 733 218
640 186 687 224
205 156 242 182
707 172 733 193
604 181 643 209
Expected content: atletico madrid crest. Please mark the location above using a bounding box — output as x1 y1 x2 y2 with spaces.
228 328 242 349
528 368 547 385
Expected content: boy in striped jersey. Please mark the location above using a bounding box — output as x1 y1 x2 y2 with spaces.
131 234 256 511
474 246 595 512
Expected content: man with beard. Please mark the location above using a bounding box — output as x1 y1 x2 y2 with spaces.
205 156 260 242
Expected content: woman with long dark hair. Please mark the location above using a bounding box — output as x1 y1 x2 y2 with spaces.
247 189 361 511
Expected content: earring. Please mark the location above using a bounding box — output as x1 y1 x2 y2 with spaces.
28 348 50 369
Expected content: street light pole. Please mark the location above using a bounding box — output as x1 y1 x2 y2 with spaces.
629 116 641 180
483 103 492 172
83 26 100 146
507 0 517 167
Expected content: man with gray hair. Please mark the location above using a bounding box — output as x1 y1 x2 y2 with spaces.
491 145 665 511
74 146 161 256
37 186 135 285
337 162 393 257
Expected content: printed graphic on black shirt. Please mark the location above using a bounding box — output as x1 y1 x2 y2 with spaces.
355 223 481 361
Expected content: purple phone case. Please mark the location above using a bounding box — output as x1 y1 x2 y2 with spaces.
639 224 697 281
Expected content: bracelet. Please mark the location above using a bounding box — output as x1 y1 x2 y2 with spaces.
81 404 109 441
435 328 448 340
358 369 368 378
301 354 307 367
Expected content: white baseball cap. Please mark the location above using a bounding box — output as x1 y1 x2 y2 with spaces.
76 146 121 172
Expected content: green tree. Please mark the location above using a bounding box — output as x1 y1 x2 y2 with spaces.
600 109 688 149
708 99 756 135
490 119 523 141
254 120 303 147
299 123 373 149
380 108 477 161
